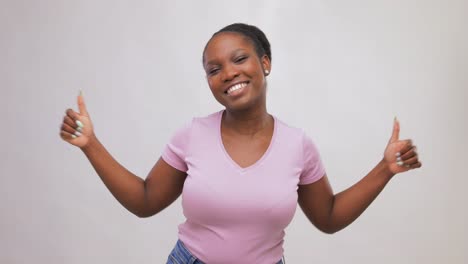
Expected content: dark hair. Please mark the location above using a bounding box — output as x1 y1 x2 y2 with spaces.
203 23 272 64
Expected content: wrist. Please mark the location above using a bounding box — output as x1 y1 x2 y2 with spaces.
378 158 396 180
81 134 99 153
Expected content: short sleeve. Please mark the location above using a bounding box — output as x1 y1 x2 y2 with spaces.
299 131 326 185
161 121 192 172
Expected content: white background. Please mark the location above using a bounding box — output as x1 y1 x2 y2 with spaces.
1 0 467 263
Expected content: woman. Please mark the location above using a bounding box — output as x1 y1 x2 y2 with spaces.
60 23 421 264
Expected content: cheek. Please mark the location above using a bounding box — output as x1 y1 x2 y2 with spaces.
207 78 221 96
249 68 263 85
246 62 262 78
207 78 215 91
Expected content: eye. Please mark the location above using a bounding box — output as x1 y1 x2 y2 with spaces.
234 56 248 63
208 68 220 75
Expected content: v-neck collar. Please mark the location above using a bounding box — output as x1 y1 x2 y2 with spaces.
217 110 277 173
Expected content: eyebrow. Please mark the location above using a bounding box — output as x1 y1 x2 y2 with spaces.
205 48 248 66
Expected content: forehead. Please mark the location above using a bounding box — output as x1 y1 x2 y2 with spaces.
204 32 255 64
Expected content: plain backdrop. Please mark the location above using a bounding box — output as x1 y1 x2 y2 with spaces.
1 0 467 263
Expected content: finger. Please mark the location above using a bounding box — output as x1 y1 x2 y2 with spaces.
397 139 413 155
60 130 78 140
389 117 400 143
66 109 84 128
402 155 419 166
61 122 83 136
61 122 77 135
63 115 77 129
77 90 89 116
400 146 417 160
395 140 414 166
407 161 422 169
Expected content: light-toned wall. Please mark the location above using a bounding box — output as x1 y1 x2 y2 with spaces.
1 0 466 263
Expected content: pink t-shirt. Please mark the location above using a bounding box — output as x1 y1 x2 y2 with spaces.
162 110 325 264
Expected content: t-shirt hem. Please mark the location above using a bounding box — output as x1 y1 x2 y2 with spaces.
162 153 188 172
298 168 326 185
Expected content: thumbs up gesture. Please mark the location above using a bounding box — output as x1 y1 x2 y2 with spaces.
383 118 422 174
60 91 95 148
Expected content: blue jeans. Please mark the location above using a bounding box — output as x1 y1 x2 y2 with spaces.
167 239 285 264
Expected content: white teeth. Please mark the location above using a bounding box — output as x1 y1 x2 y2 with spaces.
227 82 248 94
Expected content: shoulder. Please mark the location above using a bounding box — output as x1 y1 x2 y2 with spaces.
174 110 222 130
273 115 308 141
192 110 222 127
272 115 322 155
169 110 222 139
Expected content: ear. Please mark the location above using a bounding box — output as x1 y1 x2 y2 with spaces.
261 55 271 75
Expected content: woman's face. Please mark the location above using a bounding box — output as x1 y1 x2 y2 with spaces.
203 32 270 112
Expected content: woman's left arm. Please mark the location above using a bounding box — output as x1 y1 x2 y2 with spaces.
298 118 422 234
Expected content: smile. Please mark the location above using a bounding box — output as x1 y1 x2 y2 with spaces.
226 81 249 95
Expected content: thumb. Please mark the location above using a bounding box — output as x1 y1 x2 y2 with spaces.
77 90 89 116
389 116 400 143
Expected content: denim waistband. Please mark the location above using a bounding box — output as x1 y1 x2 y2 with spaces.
167 239 285 264
167 239 203 264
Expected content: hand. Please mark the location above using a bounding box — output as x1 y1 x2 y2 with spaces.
60 91 95 148
383 117 422 175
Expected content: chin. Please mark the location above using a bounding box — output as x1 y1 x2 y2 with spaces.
225 99 260 113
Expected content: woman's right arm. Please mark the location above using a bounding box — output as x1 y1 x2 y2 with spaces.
60 93 186 217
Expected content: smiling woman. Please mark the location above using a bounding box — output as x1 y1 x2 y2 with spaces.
60 23 421 264
203 25 271 114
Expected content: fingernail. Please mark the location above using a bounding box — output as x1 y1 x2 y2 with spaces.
74 131 82 137
76 126 82 132
71 135 77 139
397 157 402 162
79 89 83 96
397 161 404 166
395 152 401 157
76 120 84 128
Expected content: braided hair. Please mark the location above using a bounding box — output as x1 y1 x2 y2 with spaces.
203 23 272 64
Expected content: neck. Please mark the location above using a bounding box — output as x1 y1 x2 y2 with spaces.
222 106 272 136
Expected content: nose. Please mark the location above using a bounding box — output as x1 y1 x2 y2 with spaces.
221 64 240 83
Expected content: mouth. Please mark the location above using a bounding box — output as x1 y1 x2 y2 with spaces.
225 81 249 95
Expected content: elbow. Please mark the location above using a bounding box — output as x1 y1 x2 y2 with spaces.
135 211 156 218
135 212 151 218
132 196 158 218
319 227 338 235
133 205 162 218
132 207 155 218
316 222 340 234
134 208 159 218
